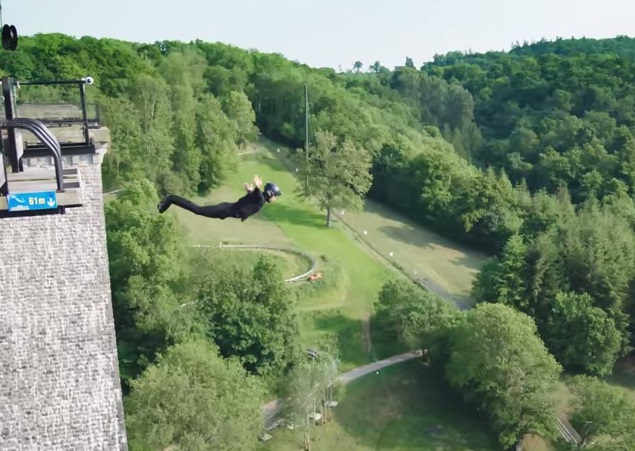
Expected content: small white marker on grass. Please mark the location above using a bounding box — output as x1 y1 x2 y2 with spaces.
389 252 394 257
277 148 280 152
295 167 299 172
363 230 367 235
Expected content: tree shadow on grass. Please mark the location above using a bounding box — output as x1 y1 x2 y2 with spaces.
378 223 485 274
606 359 635 393
335 360 498 450
248 146 299 180
309 310 372 368
378 224 438 251
369 320 411 361
265 201 327 229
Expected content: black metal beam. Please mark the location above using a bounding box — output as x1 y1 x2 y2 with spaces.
23 142 96 159
79 83 89 144
17 78 91 86
30 119 100 128
2 76 21 173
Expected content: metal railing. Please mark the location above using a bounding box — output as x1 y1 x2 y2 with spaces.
2 102 101 123
1 77 98 146
0 117 64 194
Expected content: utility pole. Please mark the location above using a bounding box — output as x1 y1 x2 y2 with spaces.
304 84 309 194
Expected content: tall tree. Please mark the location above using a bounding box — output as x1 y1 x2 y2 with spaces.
105 179 201 388
444 303 562 449
222 90 259 147
99 95 144 188
124 340 264 451
159 50 202 194
568 374 635 448
373 278 457 352
191 250 300 382
472 233 529 308
298 129 372 226
281 355 340 446
195 93 240 193
129 73 175 185
542 291 622 376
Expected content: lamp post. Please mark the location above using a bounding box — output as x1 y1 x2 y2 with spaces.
304 84 309 194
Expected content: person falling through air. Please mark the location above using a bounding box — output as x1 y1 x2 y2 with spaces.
157 174 282 221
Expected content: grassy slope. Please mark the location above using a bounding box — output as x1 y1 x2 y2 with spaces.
260 138 486 307
337 200 485 302
247 140 588 450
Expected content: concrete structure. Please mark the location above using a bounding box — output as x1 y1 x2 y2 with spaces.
0 118 129 450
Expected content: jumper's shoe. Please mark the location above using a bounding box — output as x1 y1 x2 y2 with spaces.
157 194 172 213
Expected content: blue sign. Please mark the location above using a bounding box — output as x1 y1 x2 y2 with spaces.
7 191 58 212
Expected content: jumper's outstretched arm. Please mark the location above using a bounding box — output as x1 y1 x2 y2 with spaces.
253 174 263 189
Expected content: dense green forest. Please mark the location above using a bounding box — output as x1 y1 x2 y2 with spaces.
3 33 635 450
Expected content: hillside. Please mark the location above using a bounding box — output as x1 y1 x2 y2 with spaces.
2 33 635 450
422 36 635 202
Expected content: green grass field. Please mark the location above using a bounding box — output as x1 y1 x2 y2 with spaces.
336 200 486 304
264 360 499 451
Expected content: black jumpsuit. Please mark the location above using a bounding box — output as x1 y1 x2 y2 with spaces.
160 188 266 221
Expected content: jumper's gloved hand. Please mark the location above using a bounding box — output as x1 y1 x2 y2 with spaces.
253 174 263 189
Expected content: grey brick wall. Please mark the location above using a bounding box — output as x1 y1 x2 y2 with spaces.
0 151 128 450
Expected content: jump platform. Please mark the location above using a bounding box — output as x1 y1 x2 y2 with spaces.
0 76 103 219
